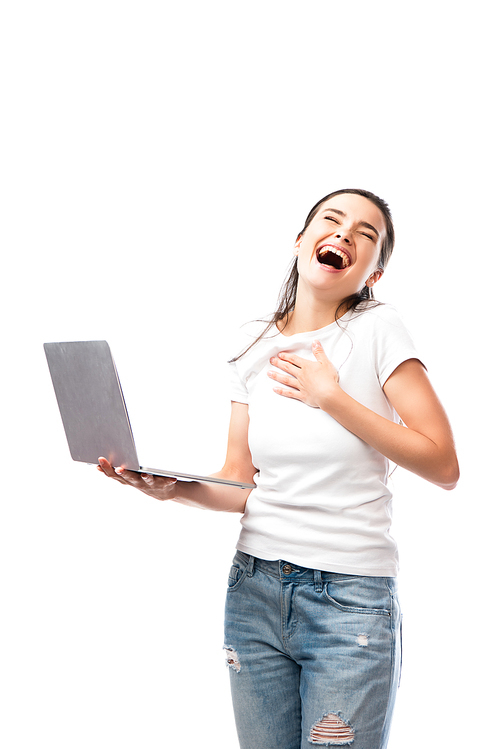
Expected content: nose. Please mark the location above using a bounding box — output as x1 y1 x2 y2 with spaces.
335 231 351 245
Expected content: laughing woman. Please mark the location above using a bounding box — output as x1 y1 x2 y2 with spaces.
98 188 459 749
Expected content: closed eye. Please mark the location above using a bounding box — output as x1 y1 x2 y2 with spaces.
324 216 340 224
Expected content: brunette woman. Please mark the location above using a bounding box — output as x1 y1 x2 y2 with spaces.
99 188 459 749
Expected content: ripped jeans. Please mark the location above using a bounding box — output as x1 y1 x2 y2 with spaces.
224 552 401 749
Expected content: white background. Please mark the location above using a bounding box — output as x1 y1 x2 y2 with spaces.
1 1 499 746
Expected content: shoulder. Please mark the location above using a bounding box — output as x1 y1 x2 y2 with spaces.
352 302 405 325
353 304 422 386
347 303 413 338
228 319 277 362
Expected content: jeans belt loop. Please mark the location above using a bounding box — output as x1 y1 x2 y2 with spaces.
246 555 255 577
313 568 323 592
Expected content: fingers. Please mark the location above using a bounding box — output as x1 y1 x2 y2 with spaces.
138 472 174 488
273 342 326 368
270 354 301 374
98 457 140 485
98 457 121 477
277 352 302 367
271 385 302 401
267 369 299 390
312 339 326 360
97 457 177 502
139 473 178 499
268 343 337 410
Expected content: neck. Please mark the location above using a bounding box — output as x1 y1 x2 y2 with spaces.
279 285 347 336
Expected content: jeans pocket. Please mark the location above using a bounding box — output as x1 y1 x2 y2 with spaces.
227 552 250 592
323 578 392 616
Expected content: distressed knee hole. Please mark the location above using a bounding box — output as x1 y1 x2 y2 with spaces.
309 712 355 745
357 634 369 647
223 646 241 673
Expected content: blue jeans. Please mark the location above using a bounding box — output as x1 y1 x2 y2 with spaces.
224 552 401 749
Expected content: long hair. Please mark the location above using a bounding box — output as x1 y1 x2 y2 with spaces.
230 188 395 362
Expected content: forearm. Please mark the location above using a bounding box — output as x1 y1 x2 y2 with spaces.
173 473 252 513
320 388 458 490
98 457 253 511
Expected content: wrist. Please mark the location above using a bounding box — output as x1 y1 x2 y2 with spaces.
316 380 343 412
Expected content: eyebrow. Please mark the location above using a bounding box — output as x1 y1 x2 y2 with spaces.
322 208 380 238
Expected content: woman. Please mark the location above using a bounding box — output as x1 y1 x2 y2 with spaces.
98 188 459 749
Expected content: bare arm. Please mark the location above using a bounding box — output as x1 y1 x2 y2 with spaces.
269 342 459 491
98 402 256 512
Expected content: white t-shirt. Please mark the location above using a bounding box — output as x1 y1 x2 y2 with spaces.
228 304 422 577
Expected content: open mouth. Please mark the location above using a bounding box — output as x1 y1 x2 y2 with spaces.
316 245 352 270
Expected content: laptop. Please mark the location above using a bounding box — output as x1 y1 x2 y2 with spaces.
44 340 255 489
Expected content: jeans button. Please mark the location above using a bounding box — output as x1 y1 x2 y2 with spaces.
283 564 292 575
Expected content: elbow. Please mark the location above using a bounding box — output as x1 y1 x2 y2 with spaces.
437 458 460 491
217 460 257 489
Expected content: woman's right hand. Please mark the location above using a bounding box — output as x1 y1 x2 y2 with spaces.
97 457 178 501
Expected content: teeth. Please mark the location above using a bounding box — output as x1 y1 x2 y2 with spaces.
318 246 350 268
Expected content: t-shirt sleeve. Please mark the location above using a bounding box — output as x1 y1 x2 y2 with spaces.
371 305 424 387
227 323 258 404
228 360 249 404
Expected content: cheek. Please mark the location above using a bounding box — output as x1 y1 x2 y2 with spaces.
296 246 312 273
372 238 384 268
360 245 382 273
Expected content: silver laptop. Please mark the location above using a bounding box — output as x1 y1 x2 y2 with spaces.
44 340 255 489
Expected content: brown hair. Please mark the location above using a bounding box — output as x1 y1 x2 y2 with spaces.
230 188 395 362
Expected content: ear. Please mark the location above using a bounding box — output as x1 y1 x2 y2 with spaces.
365 269 383 288
294 235 302 256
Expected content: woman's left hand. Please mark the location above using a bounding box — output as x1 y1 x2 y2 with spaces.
268 340 340 409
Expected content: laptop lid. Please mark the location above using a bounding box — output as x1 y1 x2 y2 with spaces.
44 340 255 489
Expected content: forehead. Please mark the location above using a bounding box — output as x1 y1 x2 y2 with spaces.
318 193 387 236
